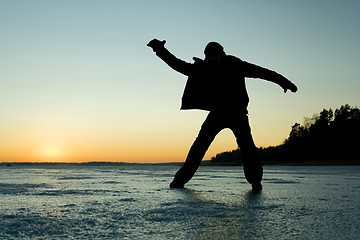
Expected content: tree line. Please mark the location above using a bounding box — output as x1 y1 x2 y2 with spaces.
208 104 360 165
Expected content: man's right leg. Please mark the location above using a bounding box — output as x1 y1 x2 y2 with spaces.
170 112 222 188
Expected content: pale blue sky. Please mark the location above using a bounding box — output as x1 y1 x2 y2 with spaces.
1 1 359 162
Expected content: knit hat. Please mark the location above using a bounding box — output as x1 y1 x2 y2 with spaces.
204 42 225 57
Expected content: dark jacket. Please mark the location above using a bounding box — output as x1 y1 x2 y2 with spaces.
156 47 292 112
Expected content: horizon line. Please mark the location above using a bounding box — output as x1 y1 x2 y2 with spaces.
0 161 186 165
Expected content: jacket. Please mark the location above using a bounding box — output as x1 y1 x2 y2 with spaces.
156 47 292 112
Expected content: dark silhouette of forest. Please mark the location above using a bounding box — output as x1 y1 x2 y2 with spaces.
207 104 360 165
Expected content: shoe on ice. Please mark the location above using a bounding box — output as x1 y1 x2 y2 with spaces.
251 182 262 191
169 181 184 188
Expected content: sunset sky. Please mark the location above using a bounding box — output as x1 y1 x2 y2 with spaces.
1 1 359 163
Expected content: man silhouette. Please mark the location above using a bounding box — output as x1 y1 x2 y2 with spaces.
147 39 297 190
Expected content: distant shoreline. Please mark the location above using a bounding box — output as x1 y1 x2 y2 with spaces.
1 160 359 167
0 162 182 166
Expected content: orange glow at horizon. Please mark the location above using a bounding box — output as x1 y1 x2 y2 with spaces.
0 132 243 163
0 122 287 163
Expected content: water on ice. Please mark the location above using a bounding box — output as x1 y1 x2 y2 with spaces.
0 164 359 239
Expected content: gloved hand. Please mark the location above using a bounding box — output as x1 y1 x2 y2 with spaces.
147 39 166 52
283 81 298 93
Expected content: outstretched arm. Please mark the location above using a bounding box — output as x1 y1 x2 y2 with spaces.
243 61 298 93
147 39 193 76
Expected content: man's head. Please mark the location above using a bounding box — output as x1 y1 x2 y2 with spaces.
204 42 226 64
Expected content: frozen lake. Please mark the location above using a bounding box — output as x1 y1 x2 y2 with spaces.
0 164 359 239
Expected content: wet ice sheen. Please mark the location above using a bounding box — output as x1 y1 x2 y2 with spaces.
0 165 359 239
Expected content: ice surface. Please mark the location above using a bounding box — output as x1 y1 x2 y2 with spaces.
0 164 359 239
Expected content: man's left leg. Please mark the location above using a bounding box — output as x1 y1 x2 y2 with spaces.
231 114 263 190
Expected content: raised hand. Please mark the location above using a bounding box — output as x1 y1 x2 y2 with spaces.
283 81 298 93
147 39 166 52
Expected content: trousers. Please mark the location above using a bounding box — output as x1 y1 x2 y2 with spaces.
172 110 263 186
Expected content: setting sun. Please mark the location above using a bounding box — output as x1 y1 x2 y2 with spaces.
39 146 66 162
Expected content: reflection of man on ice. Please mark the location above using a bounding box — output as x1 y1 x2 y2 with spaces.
148 39 297 191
